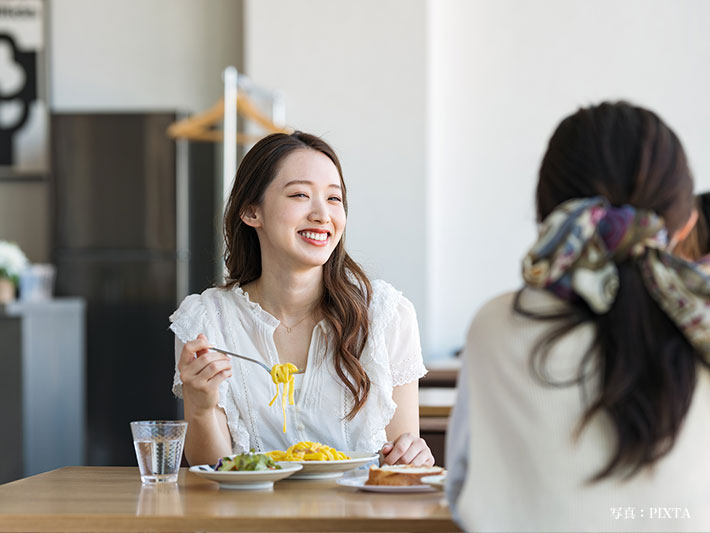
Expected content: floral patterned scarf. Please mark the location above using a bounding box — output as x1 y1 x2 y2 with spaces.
522 197 710 357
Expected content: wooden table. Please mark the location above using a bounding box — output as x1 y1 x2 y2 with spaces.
0 467 459 532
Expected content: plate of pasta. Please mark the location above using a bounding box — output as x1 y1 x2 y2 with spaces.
266 442 378 479
189 452 303 490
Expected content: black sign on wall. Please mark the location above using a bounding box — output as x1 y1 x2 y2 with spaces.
0 0 47 176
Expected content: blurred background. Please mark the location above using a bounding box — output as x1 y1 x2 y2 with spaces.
2 0 710 480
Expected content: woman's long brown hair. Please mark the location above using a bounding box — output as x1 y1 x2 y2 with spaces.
516 101 709 481
222 132 372 419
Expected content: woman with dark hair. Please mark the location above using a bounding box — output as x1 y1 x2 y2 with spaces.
446 102 710 531
675 191 710 262
170 131 433 467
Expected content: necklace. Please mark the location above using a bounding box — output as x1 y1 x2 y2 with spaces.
279 313 312 333
253 282 314 333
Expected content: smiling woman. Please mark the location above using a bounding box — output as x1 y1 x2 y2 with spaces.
169 132 433 469
238 148 347 272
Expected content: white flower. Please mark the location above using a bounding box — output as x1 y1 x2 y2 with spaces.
0 241 29 285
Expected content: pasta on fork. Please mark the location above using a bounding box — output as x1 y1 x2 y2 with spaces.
269 363 299 433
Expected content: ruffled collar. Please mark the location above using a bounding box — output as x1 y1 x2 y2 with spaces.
232 284 327 333
232 285 280 328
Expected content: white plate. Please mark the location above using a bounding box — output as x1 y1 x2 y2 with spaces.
273 451 378 479
336 476 437 493
421 474 446 491
188 462 303 490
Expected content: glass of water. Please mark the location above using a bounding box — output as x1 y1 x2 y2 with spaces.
130 420 188 484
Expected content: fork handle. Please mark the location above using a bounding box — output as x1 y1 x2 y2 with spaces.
209 347 271 372
209 347 305 374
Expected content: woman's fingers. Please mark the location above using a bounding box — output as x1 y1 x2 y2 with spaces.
381 433 434 466
182 355 231 388
178 334 211 367
378 441 393 465
191 352 230 375
381 433 414 465
409 447 435 467
195 358 232 383
395 436 428 465
195 334 210 357
208 367 233 385
179 338 231 389
178 335 234 412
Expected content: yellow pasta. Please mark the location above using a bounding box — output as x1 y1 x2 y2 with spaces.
266 441 351 461
268 363 299 433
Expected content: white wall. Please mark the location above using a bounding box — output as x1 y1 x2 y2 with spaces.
428 0 710 357
7 0 709 360
50 0 242 112
244 0 430 348
0 0 243 263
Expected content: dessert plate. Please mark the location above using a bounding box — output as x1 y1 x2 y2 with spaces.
421 474 446 491
336 476 437 493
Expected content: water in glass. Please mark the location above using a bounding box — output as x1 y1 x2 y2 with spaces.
130 421 187 484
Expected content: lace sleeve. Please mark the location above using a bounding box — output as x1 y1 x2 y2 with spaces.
168 290 250 454
169 294 208 398
386 294 427 386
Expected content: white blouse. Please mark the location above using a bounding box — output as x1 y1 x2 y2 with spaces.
170 279 427 454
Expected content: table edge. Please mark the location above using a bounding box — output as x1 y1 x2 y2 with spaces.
0 515 461 532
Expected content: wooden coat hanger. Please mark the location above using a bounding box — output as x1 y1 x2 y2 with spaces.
166 91 290 144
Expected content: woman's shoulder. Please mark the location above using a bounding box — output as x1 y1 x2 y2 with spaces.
470 290 517 322
369 279 412 312
172 286 231 313
370 278 399 301
469 287 566 331
464 288 590 370
367 279 419 336
172 284 272 321
169 287 235 342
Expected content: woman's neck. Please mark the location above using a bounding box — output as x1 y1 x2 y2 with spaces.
251 266 323 323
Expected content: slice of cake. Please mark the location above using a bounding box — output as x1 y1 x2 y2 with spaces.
365 464 445 486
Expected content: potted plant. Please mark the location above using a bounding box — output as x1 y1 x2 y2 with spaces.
0 241 28 304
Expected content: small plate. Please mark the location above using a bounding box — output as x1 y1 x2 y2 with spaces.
188 462 303 490
421 474 446 491
336 476 437 493
274 451 378 479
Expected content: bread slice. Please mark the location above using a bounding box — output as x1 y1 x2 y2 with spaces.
365 464 445 486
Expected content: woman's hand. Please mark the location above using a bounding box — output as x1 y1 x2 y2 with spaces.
178 334 232 413
379 432 434 466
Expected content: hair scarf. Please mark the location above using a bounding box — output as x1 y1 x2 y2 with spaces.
522 196 710 359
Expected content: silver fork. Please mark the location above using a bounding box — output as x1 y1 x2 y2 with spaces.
209 346 304 374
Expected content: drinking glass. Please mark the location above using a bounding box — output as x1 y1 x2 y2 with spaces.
130 420 188 484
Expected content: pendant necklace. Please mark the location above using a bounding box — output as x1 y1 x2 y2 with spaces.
254 283 313 333
279 313 312 333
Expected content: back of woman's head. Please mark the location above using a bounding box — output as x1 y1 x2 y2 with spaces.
521 101 705 481
537 102 694 234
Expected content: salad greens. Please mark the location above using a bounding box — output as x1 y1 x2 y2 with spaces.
215 451 281 471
